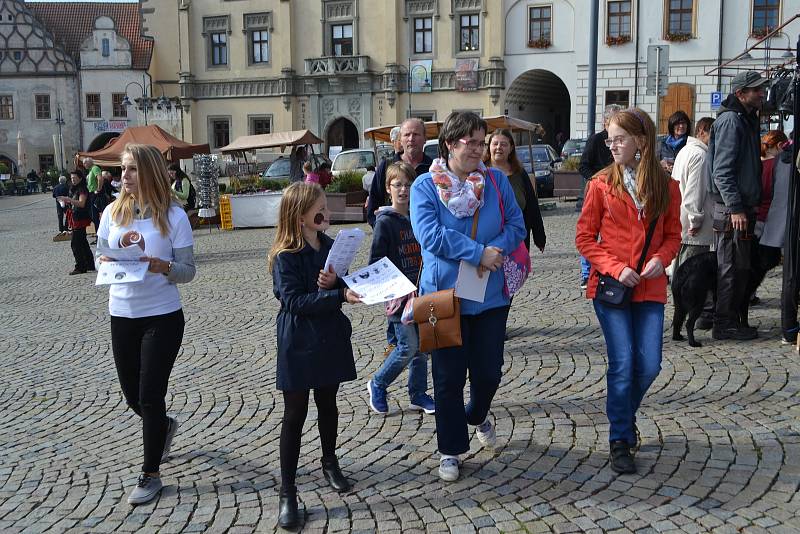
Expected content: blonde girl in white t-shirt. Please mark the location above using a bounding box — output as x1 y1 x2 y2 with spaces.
96 144 195 505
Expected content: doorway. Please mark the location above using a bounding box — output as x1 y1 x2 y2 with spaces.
326 117 359 152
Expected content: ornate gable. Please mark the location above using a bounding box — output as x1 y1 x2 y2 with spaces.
0 0 76 75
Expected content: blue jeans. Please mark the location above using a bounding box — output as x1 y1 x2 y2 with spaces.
593 300 664 444
373 315 428 399
580 256 591 279
432 306 509 455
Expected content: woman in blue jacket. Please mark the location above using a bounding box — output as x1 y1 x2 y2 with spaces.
410 111 526 482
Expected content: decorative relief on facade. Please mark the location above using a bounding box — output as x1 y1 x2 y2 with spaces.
243 12 271 31
347 97 360 115
325 1 353 20
453 0 482 11
305 56 369 75
406 0 435 15
202 15 230 35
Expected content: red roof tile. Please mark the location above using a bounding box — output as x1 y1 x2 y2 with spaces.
25 1 153 70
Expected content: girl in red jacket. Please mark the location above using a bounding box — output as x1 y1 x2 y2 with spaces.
576 108 681 475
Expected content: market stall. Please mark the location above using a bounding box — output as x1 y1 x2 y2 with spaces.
218 130 324 228
76 125 210 166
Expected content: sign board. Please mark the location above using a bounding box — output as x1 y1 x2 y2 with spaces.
646 45 669 97
710 91 723 110
455 58 479 92
409 59 433 93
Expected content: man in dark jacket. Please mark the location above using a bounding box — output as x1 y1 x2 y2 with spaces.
52 175 69 232
367 118 432 227
707 70 767 340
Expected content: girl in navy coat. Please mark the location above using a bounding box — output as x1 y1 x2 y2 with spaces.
267 182 361 529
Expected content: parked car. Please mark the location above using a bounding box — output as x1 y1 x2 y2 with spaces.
331 148 377 176
376 143 396 163
560 138 587 160
261 154 330 180
515 145 561 198
424 139 440 161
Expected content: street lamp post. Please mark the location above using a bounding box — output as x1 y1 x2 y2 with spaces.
55 106 65 171
121 74 151 125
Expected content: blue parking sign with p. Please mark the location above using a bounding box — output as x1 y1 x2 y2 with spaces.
711 92 723 110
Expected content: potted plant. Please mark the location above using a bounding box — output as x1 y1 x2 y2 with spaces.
665 32 692 42
326 171 367 222
528 37 552 49
606 34 631 46
751 26 773 39
553 156 584 198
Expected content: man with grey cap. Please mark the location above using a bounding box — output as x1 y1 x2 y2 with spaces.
707 70 768 340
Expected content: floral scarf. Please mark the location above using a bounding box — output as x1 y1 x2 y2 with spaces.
622 166 645 220
429 158 486 218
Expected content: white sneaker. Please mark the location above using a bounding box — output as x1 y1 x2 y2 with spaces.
127 473 163 505
475 419 497 448
438 456 459 482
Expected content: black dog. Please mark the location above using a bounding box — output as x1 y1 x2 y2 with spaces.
671 252 717 347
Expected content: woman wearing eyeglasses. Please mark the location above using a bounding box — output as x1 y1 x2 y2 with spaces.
576 108 681 475
410 111 526 482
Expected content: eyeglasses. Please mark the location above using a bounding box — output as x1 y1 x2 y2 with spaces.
458 138 487 151
389 183 411 190
604 135 631 148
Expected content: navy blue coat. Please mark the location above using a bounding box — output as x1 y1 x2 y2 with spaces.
272 232 356 391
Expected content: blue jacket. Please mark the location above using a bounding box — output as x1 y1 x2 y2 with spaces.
410 168 526 315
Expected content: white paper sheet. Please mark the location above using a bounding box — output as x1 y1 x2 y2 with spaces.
95 261 149 285
96 244 146 262
324 228 366 276
342 257 417 305
454 260 489 303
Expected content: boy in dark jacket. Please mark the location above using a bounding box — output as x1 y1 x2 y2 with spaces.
366 162 434 415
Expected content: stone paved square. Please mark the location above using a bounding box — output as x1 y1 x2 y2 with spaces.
1 193 799 533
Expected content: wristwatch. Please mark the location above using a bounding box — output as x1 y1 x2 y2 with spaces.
162 261 173 277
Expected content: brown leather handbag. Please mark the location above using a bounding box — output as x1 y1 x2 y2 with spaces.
412 207 480 352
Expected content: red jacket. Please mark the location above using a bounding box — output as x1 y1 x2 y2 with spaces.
576 175 682 304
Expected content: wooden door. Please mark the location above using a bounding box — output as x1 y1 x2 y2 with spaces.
659 83 695 134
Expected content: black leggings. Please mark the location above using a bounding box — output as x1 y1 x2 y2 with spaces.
111 309 185 473
280 385 340 490
70 227 94 271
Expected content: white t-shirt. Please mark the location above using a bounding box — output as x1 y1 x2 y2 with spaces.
98 205 193 318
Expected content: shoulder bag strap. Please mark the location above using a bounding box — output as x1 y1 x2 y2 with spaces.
635 217 659 273
485 169 505 230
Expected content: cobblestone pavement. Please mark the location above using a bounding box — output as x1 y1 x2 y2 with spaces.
1 193 799 534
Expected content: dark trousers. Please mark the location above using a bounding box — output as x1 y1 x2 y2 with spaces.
431 306 509 456
89 192 100 230
280 385 339 490
70 227 94 271
713 204 754 328
56 202 66 232
111 309 185 473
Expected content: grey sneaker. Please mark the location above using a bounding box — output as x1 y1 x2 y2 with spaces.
475 419 496 448
127 473 163 505
438 456 459 482
161 416 179 462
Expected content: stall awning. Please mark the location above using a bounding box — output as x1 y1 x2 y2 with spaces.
220 130 324 154
363 116 544 143
76 125 210 166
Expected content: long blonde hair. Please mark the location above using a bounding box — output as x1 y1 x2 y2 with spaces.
268 182 325 270
601 108 670 220
109 144 177 236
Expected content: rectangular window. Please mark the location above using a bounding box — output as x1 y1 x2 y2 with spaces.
112 93 127 118
667 0 693 35
39 154 54 172
211 32 228 65
752 0 780 34
410 110 435 122
86 93 101 118
102 38 110 57
249 116 272 135
0 95 12 119
414 17 433 54
332 24 353 56
459 14 480 51
35 94 51 119
607 1 632 38
250 30 269 64
529 6 552 43
211 119 230 148
605 90 630 108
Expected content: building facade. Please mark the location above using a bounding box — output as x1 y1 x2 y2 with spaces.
503 0 800 140
141 0 507 154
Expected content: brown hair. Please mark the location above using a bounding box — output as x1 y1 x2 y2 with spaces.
761 130 788 157
109 144 176 236
602 108 670 220
438 111 488 161
483 129 523 175
385 161 416 191
267 182 325 270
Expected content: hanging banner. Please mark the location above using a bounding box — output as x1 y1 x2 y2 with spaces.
409 59 433 93
455 58 479 92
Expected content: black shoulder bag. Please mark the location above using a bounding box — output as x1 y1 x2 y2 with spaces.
594 217 659 308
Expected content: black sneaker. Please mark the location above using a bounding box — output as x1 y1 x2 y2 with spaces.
609 440 637 474
580 277 588 290
712 326 758 341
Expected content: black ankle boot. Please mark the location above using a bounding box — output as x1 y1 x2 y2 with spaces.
609 440 637 474
321 457 351 493
278 486 299 529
